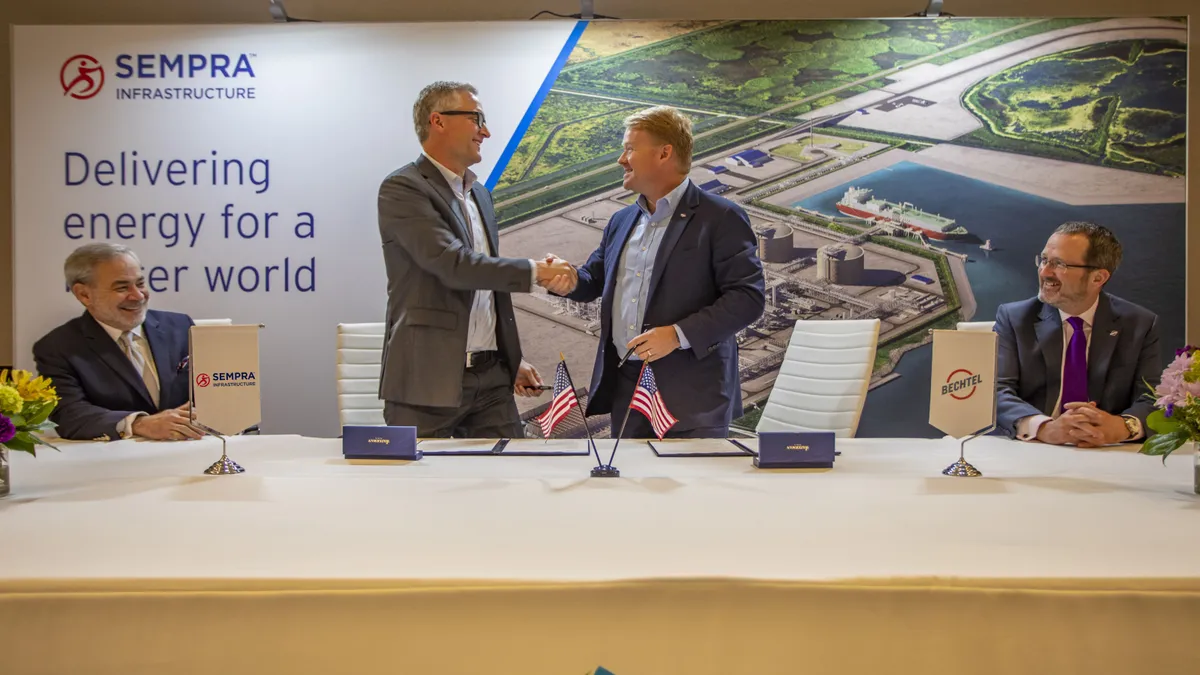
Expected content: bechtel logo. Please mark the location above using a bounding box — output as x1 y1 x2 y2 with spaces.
61 54 105 99
942 369 982 400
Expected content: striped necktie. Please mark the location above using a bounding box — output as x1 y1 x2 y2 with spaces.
121 331 160 408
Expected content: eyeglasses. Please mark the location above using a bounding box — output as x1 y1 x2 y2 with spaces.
1034 254 1098 272
437 110 487 128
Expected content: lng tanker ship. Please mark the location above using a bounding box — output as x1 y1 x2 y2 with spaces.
835 187 967 240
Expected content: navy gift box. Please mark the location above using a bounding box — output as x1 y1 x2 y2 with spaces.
342 425 421 460
754 431 835 469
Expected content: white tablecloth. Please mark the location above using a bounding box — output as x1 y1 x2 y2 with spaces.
2 435 1198 581
2 436 1199 675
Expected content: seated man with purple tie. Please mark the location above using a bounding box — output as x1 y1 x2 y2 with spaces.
994 222 1161 446
33 243 202 442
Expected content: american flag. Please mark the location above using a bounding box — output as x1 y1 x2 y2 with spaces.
630 363 677 439
536 361 580 437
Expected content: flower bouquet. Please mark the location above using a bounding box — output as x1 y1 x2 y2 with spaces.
0 369 61 497
1138 346 1199 482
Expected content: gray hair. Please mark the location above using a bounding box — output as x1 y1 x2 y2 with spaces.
64 243 140 287
412 81 478 143
1054 221 1122 275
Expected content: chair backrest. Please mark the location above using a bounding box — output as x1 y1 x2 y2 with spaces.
336 323 386 427
192 318 233 326
957 321 996 332
756 318 881 438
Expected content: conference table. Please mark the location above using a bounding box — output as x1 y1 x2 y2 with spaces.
1 434 1198 674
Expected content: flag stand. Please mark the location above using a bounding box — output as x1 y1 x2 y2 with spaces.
203 434 245 475
591 406 623 475
542 352 613 475
593 363 647 478
942 424 993 477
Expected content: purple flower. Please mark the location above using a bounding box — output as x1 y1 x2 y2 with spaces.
0 413 15 444
1166 403 1175 417
1177 345 1198 358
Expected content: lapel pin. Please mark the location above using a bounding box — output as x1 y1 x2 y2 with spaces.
1109 330 1118 337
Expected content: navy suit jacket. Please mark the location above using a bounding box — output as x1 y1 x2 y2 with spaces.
33 309 194 441
565 181 765 433
994 292 1161 438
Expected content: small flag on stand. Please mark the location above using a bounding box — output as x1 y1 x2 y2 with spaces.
630 363 677 439
536 360 581 437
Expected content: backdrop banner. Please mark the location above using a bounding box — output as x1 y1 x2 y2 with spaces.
12 18 1187 437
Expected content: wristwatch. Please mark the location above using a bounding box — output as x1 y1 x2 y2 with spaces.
1120 415 1140 441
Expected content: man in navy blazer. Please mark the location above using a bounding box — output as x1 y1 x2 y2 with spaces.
33 243 202 442
994 222 1161 446
545 106 765 438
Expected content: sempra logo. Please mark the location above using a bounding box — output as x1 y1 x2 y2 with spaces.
60 54 104 99
197 372 257 388
114 53 256 79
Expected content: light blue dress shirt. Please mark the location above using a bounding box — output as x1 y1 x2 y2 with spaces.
613 177 693 360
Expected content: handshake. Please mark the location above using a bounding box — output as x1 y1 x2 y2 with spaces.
534 254 578 295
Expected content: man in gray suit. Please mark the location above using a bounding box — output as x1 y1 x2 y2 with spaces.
994 222 1161 447
376 81 575 437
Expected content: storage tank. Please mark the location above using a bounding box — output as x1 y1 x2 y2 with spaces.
816 243 865 284
757 224 795 263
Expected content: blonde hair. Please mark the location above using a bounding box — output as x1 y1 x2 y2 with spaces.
624 106 693 172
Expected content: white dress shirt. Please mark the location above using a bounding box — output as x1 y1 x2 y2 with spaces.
1016 298 1142 442
422 153 537 355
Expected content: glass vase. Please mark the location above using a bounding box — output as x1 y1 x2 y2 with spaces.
0 447 9 499
1191 441 1199 496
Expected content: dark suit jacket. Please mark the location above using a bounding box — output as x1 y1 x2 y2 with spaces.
994 292 1161 438
565 181 765 433
376 154 533 408
32 309 194 441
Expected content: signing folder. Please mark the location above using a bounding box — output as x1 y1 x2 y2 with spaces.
416 439 592 456
647 438 757 457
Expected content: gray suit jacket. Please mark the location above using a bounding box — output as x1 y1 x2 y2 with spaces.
994 292 1161 438
376 155 532 408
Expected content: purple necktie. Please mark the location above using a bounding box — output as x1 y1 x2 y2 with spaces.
1060 316 1088 412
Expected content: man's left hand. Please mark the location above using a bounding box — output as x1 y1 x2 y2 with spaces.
514 360 544 397
1062 401 1130 447
627 326 680 363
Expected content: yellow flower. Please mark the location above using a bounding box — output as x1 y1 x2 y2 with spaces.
0 385 22 416
0 369 58 404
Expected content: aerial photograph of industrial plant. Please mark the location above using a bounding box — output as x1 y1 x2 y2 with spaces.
495 17 1187 437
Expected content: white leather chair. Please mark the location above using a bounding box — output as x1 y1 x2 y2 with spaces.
756 318 881 438
957 321 995 332
336 323 386 427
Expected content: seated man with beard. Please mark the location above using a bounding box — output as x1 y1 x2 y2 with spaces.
994 222 1161 447
32 243 202 442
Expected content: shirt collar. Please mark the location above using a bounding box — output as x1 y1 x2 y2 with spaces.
422 151 476 196
95 316 142 343
1059 296 1099 328
635 177 691 224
